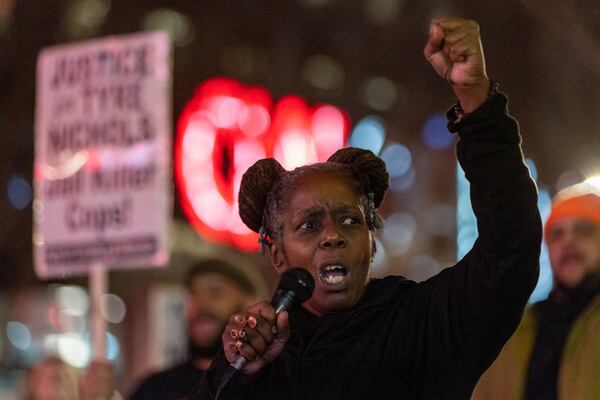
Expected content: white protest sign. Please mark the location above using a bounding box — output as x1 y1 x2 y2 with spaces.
34 32 172 279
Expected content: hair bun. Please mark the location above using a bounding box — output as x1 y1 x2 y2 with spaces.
327 147 389 208
238 158 285 232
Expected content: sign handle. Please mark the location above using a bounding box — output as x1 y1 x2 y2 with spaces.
90 264 108 360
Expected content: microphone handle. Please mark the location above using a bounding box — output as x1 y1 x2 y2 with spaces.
231 354 247 371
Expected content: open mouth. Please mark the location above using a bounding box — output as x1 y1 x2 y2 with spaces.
561 253 583 267
319 264 349 287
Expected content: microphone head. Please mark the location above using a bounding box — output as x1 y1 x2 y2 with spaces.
278 268 315 305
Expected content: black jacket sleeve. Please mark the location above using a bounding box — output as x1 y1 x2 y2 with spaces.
402 93 542 395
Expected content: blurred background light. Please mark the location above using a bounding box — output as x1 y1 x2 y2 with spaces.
362 76 398 112
389 166 415 192
58 312 87 334
239 105 271 137
83 331 120 361
100 293 126 324
421 113 454 151
143 8 195 47
64 0 111 39
6 321 31 350
349 116 385 155
406 254 439 282
7 173 32 209
556 169 584 192
379 143 412 177
382 212 416 256
55 286 90 317
221 45 266 82
530 187 553 302
301 54 344 92
58 334 90 368
525 158 538 182
371 238 387 271
363 0 401 26
456 162 476 259
422 203 455 238
457 162 556 302
584 175 600 189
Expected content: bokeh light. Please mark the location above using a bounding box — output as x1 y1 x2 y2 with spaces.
349 116 385 155
7 173 32 209
362 76 398 112
58 334 90 368
406 255 439 282
584 175 600 189
83 331 120 361
382 212 417 256
556 169 584 192
379 143 412 177
55 285 90 317
221 45 266 81
301 54 344 92
64 0 111 39
58 312 87 334
422 203 455 238
421 113 454 151
6 321 32 350
100 293 126 324
389 166 415 192
143 8 195 47
363 0 401 26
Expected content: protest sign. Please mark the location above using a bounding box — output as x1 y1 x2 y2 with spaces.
34 32 172 279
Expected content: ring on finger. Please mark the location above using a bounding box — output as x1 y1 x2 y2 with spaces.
247 315 257 329
230 328 240 339
234 314 247 326
235 340 244 351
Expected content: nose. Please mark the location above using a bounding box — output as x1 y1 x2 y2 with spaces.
319 224 346 249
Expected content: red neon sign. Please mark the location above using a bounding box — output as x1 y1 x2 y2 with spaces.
175 77 349 251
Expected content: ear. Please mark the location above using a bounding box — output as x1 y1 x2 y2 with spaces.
269 241 289 275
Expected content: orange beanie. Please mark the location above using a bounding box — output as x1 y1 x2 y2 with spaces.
544 192 600 236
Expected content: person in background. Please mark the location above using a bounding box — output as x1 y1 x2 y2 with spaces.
26 356 80 400
27 356 118 400
473 183 600 400
129 259 261 400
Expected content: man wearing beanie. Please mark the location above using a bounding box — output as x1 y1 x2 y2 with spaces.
473 181 600 400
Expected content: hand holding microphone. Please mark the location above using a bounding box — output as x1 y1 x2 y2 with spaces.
221 268 314 379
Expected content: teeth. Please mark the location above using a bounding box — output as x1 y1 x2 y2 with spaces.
324 265 345 271
323 275 344 285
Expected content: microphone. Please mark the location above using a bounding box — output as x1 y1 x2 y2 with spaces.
217 268 314 392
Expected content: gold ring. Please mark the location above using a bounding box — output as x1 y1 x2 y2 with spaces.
234 314 247 325
235 340 244 350
230 329 239 339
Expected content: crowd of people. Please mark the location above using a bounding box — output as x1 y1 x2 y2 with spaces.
19 15 600 400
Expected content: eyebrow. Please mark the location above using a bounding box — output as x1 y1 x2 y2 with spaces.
293 203 360 221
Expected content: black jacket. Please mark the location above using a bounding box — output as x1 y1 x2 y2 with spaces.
197 93 542 400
